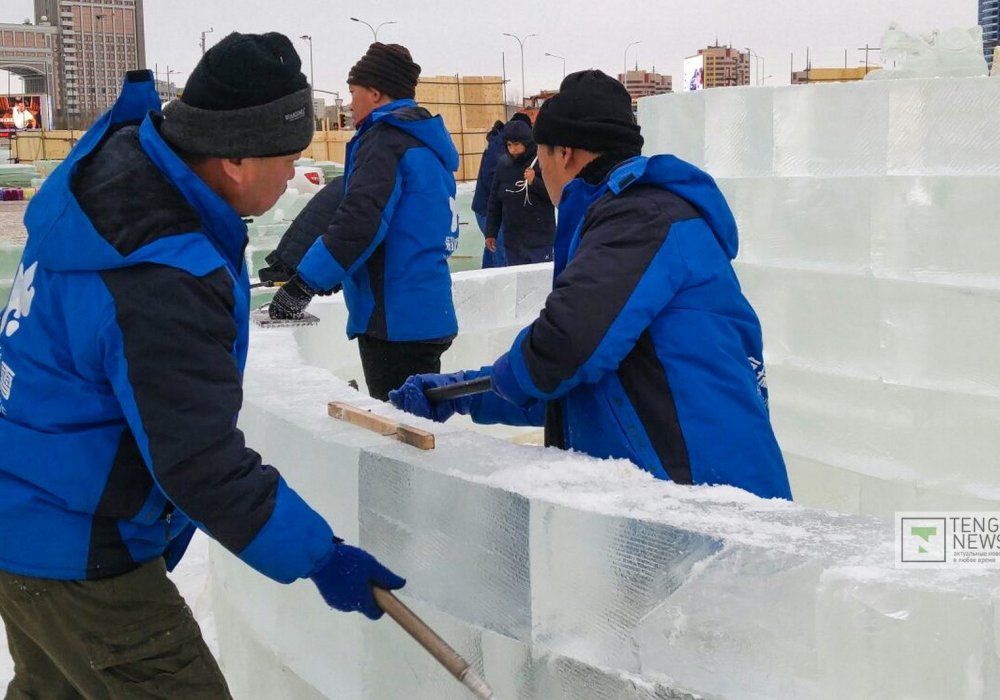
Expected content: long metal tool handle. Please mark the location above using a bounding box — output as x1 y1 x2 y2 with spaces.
424 376 492 402
373 588 495 700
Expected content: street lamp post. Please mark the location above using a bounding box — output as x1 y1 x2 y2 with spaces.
544 52 566 79
299 35 314 89
350 17 397 42
744 47 759 86
503 32 537 108
200 27 214 56
164 67 179 100
623 40 641 85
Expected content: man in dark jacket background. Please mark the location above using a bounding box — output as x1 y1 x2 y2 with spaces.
269 43 459 400
485 118 556 266
0 33 403 697
472 119 508 268
390 70 791 501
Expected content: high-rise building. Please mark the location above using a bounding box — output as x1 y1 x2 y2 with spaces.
685 45 750 89
618 69 672 107
34 0 146 123
981 0 999 70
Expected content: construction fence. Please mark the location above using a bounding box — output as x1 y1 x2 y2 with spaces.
10 75 507 183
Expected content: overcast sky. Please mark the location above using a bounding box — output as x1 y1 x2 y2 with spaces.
3 0 979 102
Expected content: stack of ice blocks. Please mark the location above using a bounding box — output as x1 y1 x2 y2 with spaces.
640 77 1000 517
214 255 997 698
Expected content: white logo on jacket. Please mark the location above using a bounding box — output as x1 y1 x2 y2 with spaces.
1 261 38 338
0 361 13 401
445 196 459 253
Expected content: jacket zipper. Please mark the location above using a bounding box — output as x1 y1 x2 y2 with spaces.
164 503 175 541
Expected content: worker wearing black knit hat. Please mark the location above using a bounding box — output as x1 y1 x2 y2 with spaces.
269 42 461 402
0 31 408 698
161 31 315 159
532 69 644 155
391 68 792 503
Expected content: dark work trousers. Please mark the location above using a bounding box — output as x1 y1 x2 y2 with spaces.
504 245 553 266
358 334 453 401
0 557 231 699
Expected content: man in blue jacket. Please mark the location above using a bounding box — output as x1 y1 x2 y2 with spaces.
269 43 459 401
391 70 791 501
0 33 403 696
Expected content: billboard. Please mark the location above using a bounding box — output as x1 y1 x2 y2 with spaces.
0 95 45 131
683 56 705 91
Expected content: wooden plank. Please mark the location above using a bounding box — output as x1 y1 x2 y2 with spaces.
396 424 435 451
327 402 397 436
327 402 436 450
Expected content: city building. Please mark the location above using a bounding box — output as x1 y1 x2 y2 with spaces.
34 0 146 123
981 0 999 70
790 66 880 84
0 19 59 124
683 45 750 90
618 69 672 107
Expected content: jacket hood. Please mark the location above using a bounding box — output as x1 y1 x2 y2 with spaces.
373 99 460 173
607 155 739 259
25 116 247 276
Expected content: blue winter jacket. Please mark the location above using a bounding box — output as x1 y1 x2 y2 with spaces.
297 99 459 342
0 72 333 581
468 155 792 500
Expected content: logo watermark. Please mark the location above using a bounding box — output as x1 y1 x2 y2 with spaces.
895 511 1000 569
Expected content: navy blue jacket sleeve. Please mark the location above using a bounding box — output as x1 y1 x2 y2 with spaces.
100 264 333 583
493 191 689 404
296 127 406 292
485 161 504 239
527 164 550 204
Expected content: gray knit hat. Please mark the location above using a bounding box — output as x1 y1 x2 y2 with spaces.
161 32 314 158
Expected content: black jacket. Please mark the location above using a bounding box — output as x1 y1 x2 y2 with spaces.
485 146 555 253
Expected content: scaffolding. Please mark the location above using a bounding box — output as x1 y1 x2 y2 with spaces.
416 76 507 182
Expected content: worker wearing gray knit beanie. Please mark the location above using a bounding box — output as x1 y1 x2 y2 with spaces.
161 31 314 158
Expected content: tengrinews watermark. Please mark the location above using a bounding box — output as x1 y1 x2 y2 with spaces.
895 512 1000 569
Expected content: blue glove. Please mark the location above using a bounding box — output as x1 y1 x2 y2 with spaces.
490 352 534 407
388 371 480 422
309 542 405 620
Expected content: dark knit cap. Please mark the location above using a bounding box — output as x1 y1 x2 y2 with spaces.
161 32 314 158
533 69 643 154
502 119 533 144
347 43 421 99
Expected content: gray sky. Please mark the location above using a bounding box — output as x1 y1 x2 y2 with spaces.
3 0 979 103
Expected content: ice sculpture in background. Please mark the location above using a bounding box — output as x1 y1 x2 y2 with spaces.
864 23 988 80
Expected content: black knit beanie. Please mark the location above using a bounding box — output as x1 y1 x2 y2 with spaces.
533 70 643 154
161 32 314 158
347 43 421 99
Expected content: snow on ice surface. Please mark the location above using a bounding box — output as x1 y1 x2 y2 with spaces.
217 276 1000 698
8 74 1000 698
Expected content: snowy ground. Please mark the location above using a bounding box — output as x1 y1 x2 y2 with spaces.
0 532 218 694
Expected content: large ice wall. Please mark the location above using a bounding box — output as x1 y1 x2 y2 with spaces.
214 262 998 698
640 77 1000 517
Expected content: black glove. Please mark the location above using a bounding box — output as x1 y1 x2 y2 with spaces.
268 275 315 320
258 260 293 286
